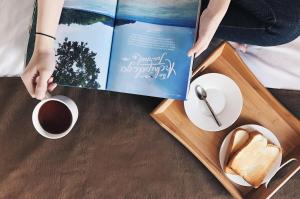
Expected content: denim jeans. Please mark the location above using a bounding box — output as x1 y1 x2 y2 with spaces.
202 0 300 46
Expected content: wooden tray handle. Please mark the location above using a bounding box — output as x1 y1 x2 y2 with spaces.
265 158 298 188
248 148 300 199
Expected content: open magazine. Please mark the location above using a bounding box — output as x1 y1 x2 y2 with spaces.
31 0 201 99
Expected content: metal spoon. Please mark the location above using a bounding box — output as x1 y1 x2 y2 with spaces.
195 85 222 127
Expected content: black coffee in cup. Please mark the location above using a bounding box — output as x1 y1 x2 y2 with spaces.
38 100 72 134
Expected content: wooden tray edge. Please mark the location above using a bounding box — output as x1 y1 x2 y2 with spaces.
222 44 300 132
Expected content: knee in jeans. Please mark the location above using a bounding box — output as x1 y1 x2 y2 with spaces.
269 14 300 45
270 22 300 45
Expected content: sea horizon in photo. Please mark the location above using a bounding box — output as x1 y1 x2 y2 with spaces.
64 0 117 18
63 0 199 27
117 0 199 27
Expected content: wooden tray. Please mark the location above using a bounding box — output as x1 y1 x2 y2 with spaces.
151 43 300 199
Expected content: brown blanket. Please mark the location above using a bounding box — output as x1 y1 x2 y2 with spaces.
0 77 299 199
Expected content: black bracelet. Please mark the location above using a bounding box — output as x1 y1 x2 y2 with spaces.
35 32 56 40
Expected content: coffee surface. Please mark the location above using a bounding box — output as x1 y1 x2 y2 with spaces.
38 101 72 134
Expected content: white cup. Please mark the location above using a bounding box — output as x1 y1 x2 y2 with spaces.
32 95 78 139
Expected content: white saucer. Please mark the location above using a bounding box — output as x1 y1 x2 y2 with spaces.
184 73 243 132
219 124 282 187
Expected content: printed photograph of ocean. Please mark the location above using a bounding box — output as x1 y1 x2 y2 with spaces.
54 0 117 89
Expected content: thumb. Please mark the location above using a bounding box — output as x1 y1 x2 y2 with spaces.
187 48 196 57
35 70 52 100
188 40 202 57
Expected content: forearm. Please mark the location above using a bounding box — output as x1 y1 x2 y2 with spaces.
204 0 231 21
188 0 231 56
35 0 64 52
198 0 231 43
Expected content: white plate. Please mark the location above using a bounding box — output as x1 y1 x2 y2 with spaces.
184 73 243 132
219 124 282 187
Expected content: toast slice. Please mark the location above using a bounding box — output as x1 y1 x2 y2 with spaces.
224 128 250 174
227 133 281 188
227 128 250 156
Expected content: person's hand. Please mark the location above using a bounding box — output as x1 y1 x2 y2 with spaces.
21 49 57 100
230 42 248 53
21 0 64 99
188 0 231 58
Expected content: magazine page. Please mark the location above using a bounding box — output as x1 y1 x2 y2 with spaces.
106 0 200 99
53 0 117 90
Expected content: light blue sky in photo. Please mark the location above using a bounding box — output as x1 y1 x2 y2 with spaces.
64 0 117 17
117 0 199 21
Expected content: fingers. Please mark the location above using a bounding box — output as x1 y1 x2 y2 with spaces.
188 40 208 58
230 42 248 53
47 77 57 92
188 47 205 58
35 70 52 100
239 44 248 53
48 77 54 84
48 83 57 92
36 76 57 94
188 41 199 57
22 50 56 99
21 68 37 98
37 76 54 85
188 47 196 58
37 76 58 91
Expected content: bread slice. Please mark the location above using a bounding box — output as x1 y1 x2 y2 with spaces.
227 133 281 188
228 128 250 156
224 128 250 174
